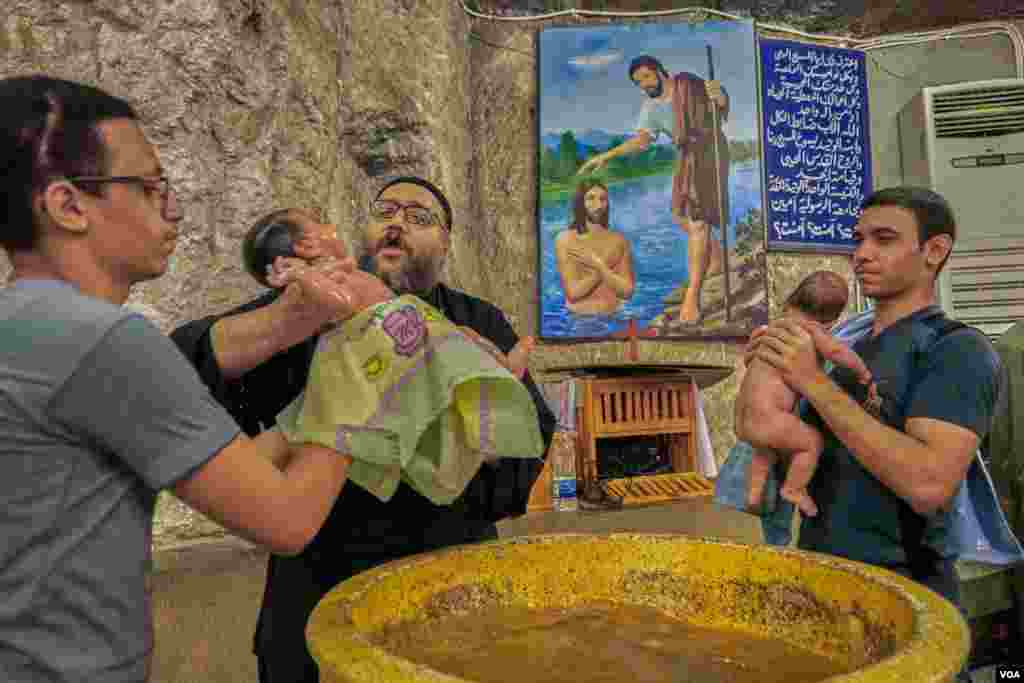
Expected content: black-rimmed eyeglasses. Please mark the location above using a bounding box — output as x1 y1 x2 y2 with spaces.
68 175 182 222
370 200 443 230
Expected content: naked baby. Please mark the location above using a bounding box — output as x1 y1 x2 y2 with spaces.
734 271 876 517
241 209 543 505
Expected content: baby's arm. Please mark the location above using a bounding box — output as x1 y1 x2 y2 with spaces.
799 321 872 386
818 333 872 386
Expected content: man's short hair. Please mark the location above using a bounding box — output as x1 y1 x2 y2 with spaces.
628 55 669 81
241 209 302 288
861 186 957 272
374 176 452 232
0 76 137 252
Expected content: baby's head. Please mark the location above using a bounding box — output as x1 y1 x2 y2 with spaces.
242 209 348 288
242 210 301 288
783 270 849 327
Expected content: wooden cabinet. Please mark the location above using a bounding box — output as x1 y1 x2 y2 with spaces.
524 367 731 512
577 375 697 482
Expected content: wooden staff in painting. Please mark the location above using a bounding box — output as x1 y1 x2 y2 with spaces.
707 45 732 322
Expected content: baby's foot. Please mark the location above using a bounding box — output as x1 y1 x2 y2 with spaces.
781 487 818 517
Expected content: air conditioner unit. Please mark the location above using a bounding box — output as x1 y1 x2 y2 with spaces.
898 78 1024 338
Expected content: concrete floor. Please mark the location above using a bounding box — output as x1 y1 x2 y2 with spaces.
149 497 762 683
151 537 267 683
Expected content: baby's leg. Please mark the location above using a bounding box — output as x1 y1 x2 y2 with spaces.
744 408 823 517
779 426 823 517
743 404 821 456
748 447 777 513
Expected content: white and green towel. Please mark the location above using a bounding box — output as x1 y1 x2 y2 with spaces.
276 296 544 504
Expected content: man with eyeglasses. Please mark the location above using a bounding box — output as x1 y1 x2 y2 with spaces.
171 176 556 683
0 75 362 683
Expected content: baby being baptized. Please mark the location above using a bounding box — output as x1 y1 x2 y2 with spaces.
242 209 543 504
734 271 876 517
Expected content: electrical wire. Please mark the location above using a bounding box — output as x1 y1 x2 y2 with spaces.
860 26 1023 78
459 3 728 22
867 53 915 81
458 1 1024 78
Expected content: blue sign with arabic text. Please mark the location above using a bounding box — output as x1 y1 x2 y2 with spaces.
760 38 871 252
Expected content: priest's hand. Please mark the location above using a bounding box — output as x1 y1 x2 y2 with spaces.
459 327 535 380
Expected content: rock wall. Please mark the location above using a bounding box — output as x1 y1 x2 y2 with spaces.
1 0 475 329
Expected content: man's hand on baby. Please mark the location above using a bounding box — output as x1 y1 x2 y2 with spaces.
271 257 356 321
749 318 823 392
338 270 394 314
292 227 350 264
271 257 392 323
742 324 769 366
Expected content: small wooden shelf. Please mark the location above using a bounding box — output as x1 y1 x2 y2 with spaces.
526 370 726 512
602 472 714 506
579 375 698 481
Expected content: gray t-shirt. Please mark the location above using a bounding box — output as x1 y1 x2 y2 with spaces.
0 280 240 683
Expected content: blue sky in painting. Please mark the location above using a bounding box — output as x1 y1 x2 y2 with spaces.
539 19 759 141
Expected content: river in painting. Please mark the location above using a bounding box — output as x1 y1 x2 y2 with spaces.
539 160 762 339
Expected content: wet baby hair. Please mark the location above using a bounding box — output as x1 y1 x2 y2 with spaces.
241 209 302 289
784 270 849 325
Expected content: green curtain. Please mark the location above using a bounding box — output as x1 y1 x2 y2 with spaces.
989 323 1024 541
988 322 1024 637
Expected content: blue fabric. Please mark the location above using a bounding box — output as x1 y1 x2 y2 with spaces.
714 440 796 545
954 455 1024 564
715 309 1024 566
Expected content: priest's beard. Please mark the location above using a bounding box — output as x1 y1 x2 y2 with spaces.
357 247 444 297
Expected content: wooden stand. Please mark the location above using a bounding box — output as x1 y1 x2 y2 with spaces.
526 367 731 512
577 375 698 481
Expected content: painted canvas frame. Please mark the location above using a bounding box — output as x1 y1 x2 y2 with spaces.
760 38 872 253
537 19 768 342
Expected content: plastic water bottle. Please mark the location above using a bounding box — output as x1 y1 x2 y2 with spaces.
553 476 577 511
551 432 578 512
